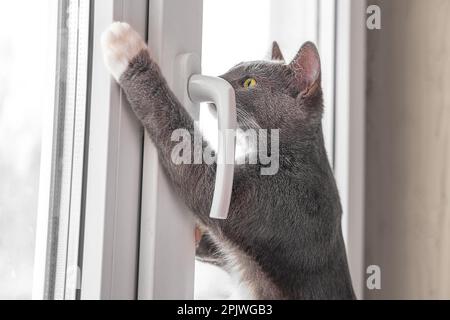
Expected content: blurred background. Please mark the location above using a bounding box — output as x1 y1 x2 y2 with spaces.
365 0 450 299
0 0 450 300
0 0 56 299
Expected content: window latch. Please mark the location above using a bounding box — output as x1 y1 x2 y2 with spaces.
175 53 237 220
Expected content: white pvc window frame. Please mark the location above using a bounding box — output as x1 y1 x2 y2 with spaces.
334 0 366 300
138 0 203 300
79 0 203 300
80 0 149 300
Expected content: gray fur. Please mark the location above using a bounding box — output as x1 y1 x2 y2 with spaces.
118 42 355 300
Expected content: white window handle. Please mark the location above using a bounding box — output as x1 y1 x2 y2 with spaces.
175 53 236 220
188 75 237 220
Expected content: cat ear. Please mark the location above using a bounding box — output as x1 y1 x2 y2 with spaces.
271 41 285 61
289 42 321 96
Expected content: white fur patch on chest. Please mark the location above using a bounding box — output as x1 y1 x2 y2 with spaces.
199 110 258 164
194 260 254 300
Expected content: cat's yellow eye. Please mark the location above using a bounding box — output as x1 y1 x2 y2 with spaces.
243 78 257 89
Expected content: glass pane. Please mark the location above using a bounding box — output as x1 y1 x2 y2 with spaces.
0 0 58 299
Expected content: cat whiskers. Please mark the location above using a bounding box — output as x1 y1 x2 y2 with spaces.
237 108 261 130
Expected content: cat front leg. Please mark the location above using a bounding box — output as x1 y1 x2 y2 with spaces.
101 22 217 222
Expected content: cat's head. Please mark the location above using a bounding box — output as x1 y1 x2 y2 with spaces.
217 42 323 137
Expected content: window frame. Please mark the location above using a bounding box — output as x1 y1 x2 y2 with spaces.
32 0 59 300
80 0 149 300
334 0 367 300
137 0 203 300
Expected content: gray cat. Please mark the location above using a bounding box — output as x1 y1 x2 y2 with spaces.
102 22 355 300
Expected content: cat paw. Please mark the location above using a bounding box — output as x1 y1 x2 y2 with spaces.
101 22 148 81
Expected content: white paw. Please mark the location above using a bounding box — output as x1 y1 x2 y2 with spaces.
101 22 147 81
